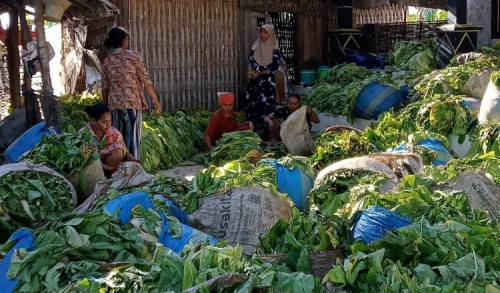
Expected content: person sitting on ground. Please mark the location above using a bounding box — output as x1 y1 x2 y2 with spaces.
204 93 254 149
264 93 320 141
80 103 140 177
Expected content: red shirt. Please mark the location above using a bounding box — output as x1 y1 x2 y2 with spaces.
205 109 239 146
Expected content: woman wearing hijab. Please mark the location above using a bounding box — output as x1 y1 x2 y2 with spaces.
102 27 162 160
80 103 139 177
245 24 282 132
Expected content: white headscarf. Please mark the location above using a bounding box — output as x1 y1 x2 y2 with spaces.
251 24 280 66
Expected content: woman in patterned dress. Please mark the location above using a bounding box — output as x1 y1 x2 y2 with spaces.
80 103 140 177
245 24 282 132
102 27 162 160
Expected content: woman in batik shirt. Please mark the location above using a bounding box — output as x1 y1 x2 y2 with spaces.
102 27 162 159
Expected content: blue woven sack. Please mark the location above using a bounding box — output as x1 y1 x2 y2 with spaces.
275 162 314 211
353 206 411 244
4 122 59 163
159 214 218 254
103 192 155 224
0 229 35 293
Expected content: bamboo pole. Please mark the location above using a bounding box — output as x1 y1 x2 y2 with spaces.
17 0 33 91
33 0 59 127
6 5 21 109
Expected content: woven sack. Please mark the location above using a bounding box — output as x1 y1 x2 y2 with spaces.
67 157 107 204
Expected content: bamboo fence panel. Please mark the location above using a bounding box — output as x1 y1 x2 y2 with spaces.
128 0 238 111
353 4 407 28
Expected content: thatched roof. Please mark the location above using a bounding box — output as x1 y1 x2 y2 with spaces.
1 0 119 20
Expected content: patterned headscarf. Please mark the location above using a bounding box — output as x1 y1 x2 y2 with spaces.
251 24 280 66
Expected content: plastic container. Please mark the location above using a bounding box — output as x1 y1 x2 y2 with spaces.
317 67 330 79
4 122 59 163
276 162 314 211
355 82 408 120
301 70 316 86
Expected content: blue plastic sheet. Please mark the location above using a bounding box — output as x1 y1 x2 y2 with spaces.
153 194 189 225
353 206 411 244
159 214 218 254
4 122 59 163
0 229 35 293
103 192 156 224
417 138 453 166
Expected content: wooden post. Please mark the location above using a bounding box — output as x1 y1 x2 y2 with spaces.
17 0 33 90
6 5 21 109
33 0 59 127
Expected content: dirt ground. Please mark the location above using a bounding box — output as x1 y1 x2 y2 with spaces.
156 164 205 182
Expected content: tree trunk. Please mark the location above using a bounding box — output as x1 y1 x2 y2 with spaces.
6 6 21 109
33 0 59 127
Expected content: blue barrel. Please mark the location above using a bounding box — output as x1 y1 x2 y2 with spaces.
276 162 314 211
355 82 408 120
4 122 59 162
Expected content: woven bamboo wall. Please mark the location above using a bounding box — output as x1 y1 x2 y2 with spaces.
127 0 239 112
353 4 407 28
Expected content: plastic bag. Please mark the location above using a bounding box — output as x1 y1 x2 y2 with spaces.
353 206 411 244
280 106 314 156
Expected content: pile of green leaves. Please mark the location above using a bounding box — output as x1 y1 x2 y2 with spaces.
141 110 211 172
277 155 315 179
59 92 101 133
0 171 74 243
424 153 500 184
412 45 500 100
181 158 278 213
468 125 500 156
400 94 475 138
3 209 157 292
310 170 390 218
312 127 373 169
302 63 373 119
386 39 437 72
4 205 317 292
259 209 340 270
208 131 263 166
324 216 500 292
20 132 98 177
490 71 500 87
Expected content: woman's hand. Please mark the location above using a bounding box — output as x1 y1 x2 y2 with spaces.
153 99 162 113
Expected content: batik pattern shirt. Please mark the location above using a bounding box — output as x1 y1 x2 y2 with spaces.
102 48 152 111
79 124 124 156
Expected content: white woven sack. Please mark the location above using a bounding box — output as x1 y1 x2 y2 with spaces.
280 106 314 156
478 80 500 126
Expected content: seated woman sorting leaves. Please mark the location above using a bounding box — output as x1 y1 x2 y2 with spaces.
80 103 140 177
204 93 254 149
